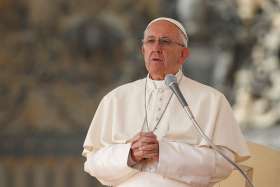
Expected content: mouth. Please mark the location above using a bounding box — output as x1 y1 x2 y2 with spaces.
150 57 163 63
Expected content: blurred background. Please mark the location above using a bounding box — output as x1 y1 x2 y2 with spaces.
0 0 279 186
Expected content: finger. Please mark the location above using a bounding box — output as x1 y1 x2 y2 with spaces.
141 143 159 151
128 132 145 144
131 139 158 150
131 139 142 149
131 153 142 162
131 146 145 162
142 146 159 154
132 149 146 160
142 152 159 159
131 136 157 148
138 137 158 145
132 145 158 155
141 132 157 138
132 132 143 141
128 132 157 143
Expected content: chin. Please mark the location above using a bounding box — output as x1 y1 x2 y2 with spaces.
149 71 165 80
148 62 164 70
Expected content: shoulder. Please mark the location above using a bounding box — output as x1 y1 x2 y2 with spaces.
102 78 145 102
181 75 227 102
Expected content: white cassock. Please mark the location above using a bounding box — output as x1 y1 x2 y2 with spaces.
82 70 250 187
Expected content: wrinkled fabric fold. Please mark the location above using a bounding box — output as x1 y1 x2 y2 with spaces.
84 143 138 186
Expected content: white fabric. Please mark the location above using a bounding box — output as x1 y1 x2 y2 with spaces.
156 140 234 186
84 143 138 186
84 138 234 187
82 70 250 187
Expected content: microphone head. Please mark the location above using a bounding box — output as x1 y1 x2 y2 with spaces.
164 74 177 87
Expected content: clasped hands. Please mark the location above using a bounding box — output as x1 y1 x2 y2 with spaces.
129 132 159 163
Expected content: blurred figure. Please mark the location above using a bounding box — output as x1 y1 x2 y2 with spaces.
82 17 250 187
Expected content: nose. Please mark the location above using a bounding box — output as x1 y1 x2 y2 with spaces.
151 40 162 53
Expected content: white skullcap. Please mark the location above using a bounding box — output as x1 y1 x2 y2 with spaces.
146 17 188 47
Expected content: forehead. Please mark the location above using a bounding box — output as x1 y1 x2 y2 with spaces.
145 20 181 38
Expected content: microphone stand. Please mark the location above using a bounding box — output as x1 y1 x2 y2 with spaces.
165 74 255 187
182 105 255 187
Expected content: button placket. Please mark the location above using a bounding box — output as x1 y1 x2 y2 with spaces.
154 90 164 122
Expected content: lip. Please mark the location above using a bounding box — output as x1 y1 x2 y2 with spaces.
152 58 161 61
150 56 163 63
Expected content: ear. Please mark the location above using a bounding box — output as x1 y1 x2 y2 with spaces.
179 47 189 65
141 45 145 55
182 47 189 59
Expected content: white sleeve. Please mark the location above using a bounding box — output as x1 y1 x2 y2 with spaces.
155 139 234 186
84 143 138 186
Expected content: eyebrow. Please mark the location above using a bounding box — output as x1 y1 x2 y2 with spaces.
145 36 171 39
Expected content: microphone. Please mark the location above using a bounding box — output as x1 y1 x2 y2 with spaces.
164 74 255 187
164 74 188 107
164 74 196 121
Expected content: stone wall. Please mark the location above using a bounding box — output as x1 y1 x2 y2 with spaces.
0 0 176 134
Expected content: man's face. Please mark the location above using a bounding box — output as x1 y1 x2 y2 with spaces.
142 20 189 80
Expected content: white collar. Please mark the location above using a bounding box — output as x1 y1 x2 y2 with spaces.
146 69 183 91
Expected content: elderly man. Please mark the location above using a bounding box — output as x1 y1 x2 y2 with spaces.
82 17 250 187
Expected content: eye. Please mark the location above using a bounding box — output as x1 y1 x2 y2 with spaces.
159 38 171 45
146 38 156 44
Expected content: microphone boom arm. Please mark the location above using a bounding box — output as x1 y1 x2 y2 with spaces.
165 74 255 187
182 105 255 187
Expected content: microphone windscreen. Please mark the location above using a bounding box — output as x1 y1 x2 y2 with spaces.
164 74 177 87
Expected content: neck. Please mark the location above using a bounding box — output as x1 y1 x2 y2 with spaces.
149 69 180 80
